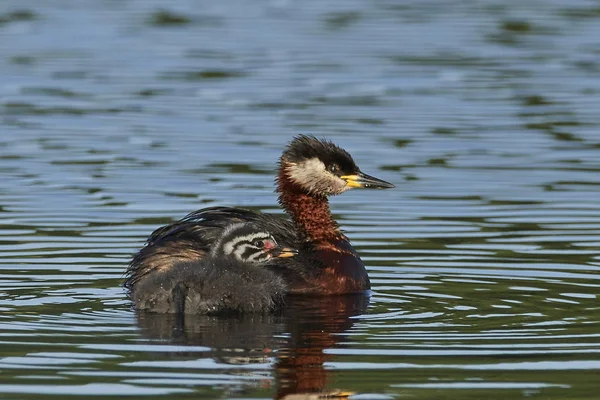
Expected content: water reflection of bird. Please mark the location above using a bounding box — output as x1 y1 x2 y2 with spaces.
135 295 369 399
125 135 394 311
131 222 297 314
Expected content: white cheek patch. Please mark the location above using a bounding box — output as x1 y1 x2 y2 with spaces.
286 158 326 189
286 158 347 195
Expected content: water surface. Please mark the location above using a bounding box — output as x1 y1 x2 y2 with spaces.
1 0 599 399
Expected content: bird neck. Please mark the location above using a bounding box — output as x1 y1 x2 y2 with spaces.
277 169 343 242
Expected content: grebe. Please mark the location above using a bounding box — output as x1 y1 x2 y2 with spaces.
131 222 297 314
126 135 393 301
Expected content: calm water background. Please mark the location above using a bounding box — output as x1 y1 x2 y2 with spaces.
1 0 599 399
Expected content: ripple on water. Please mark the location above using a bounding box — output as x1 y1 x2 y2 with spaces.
1 0 600 399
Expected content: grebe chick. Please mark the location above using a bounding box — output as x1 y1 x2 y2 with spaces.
131 223 297 315
126 135 394 300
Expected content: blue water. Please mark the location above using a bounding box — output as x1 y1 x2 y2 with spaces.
1 0 599 398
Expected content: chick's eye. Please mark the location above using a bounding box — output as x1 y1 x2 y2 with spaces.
328 164 339 174
253 240 264 248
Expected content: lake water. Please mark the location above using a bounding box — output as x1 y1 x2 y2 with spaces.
1 0 599 399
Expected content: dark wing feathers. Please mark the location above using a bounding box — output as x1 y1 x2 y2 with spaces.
147 207 298 244
181 206 302 245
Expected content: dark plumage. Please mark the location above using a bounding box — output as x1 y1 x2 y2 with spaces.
132 258 287 314
125 135 394 310
131 222 295 314
126 207 312 292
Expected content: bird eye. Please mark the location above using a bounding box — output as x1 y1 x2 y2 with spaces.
328 164 339 174
253 240 264 248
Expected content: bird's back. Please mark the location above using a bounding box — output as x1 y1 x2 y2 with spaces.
125 206 302 290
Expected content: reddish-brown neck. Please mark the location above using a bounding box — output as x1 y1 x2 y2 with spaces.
276 165 370 293
277 168 344 242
